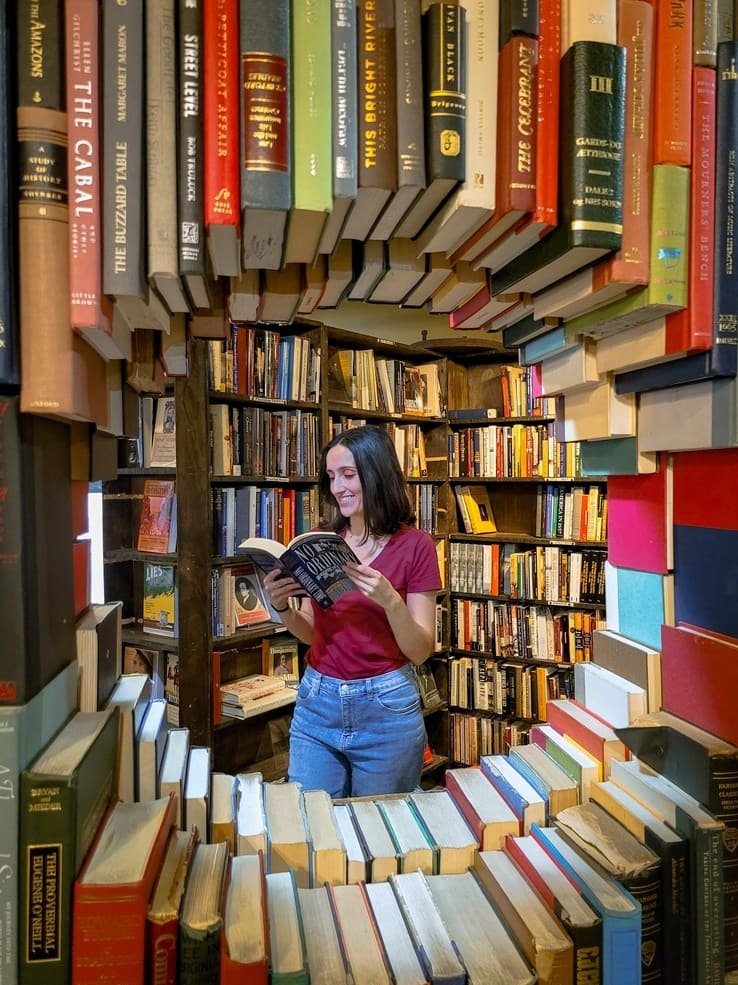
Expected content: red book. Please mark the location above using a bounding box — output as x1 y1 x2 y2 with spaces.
545 698 629 777
445 767 519 850
146 826 198 985
464 0 559 272
65 0 123 359
665 66 716 354
72 795 177 985
652 0 693 164
203 0 241 277
672 446 738 530
660 623 738 747
448 279 518 331
220 852 269 984
606 452 673 574
451 36 538 265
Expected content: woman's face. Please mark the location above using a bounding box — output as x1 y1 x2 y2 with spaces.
326 443 363 521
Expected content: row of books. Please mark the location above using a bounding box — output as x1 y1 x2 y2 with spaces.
448 423 584 480
326 348 443 418
212 484 319 559
209 403 321 480
449 656 576 722
450 602 604 665
207 329 320 404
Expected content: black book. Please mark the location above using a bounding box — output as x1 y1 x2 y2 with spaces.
0 395 76 704
499 0 539 46
0 0 18 387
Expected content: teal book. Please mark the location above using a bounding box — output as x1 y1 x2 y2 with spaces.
578 437 657 477
531 823 642 985
0 661 78 985
19 706 119 985
493 40 626 297
605 562 673 653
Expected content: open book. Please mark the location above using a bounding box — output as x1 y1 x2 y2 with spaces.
238 531 360 610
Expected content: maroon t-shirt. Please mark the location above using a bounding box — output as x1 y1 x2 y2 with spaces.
306 525 442 680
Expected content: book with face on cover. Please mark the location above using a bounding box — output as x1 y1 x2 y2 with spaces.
238 531 359 610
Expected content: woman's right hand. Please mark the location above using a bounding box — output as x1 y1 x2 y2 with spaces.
263 568 303 612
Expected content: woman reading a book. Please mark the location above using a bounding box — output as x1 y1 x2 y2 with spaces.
262 426 442 798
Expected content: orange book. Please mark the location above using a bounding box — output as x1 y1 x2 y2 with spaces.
220 852 269 984
72 795 177 985
652 0 693 164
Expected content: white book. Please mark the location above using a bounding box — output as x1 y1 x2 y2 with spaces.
592 629 662 714
479 754 547 835
426 870 537 985
158 726 190 828
329 884 392 985
444 766 520 850
388 871 467 983
298 886 350 985
539 339 601 396
266 871 308 981
560 381 636 442
224 854 267 968
106 672 153 802
574 662 647 729
303 789 347 887
532 723 602 803
332 805 369 885
377 799 435 875
408 790 477 873
136 697 168 802
364 881 427 985
264 782 312 888
349 800 398 882
235 772 268 856
210 772 236 849
184 746 211 839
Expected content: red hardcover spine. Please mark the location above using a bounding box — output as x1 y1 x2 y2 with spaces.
444 771 484 846
545 702 605 766
146 916 178 985
71 797 176 985
665 66 716 354
531 0 560 233
203 0 240 268
652 0 693 164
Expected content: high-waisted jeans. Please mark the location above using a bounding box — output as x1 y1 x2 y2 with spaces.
288 663 427 798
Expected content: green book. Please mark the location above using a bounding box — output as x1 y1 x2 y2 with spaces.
493 40 626 297
283 0 333 265
565 163 691 340
0 661 78 985
19 706 119 985
265 870 310 985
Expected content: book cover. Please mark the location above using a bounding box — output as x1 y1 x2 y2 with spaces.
591 629 661 714
573 660 647 730
0 661 77 985
504 834 603 985
0 396 76 705
545 698 628 779
340 0 397 241
203 0 240 277
19 707 119 985
444 766 520 850
424 871 537 985
493 40 626 297
147 826 199 985
71 796 177 985
473 849 575 984
239 0 291 271
652 0 692 164
531 823 643 985
179 841 229 985
393 1 466 240
606 455 673 574
238 531 360 610
143 563 177 638
317 0 358 254
150 395 177 469
455 485 497 534
107 672 153 803
76 601 122 712
137 479 178 554
177 0 210 311
604 562 673 653
0 0 18 387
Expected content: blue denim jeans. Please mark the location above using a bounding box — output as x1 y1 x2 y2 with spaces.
288 663 427 798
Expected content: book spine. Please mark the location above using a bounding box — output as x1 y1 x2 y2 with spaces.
501 35 539 214
0 707 22 985
559 40 626 250
66 0 106 333
533 0 560 230
423 2 466 184
179 925 222 985
72 890 148 985
147 917 178 985
394 0 424 196
711 42 738 376
0 0 18 387
620 866 664 985
357 0 397 193
102 0 147 302
652 0 692 165
644 831 691 985
499 0 539 45
676 810 725 985
694 0 718 67
239 0 291 270
177 0 207 299
203 0 240 276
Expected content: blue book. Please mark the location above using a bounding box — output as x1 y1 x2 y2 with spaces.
389 871 467 984
519 325 577 366
531 823 642 985
674 524 738 639
479 754 546 834
578 437 656 477
605 563 672 652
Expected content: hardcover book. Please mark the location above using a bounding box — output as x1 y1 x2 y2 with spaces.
408 789 478 873
238 531 360 610
76 601 122 712
72 796 177 985
137 478 178 554
179 841 229 985
444 766 520 850
147 826 199 985
0 0 17 386
19 707 119 985
492 40 626 297
297 885 348 985
265 870 309 985
328 883 393 984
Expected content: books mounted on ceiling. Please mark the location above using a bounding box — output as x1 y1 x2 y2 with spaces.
137 479 177 554
455 485 497 534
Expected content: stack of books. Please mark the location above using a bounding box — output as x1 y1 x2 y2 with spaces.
219 674 296 720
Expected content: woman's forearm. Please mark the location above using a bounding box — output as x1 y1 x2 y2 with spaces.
277 602 314 646
384 593 435 665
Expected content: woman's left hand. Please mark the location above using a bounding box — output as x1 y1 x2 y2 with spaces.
344 561 400 610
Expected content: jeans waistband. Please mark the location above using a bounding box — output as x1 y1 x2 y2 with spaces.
303 663 416 695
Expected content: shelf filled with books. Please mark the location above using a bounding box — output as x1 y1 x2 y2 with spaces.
434 347 607 767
